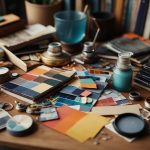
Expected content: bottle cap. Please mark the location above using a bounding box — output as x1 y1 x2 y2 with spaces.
47 42 62 56
83 41 94 53
117 52 133 70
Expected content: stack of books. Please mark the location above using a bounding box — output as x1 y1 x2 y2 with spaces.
0 24 55 52
134 62 150 91
96 33 150 66
0 65 75 104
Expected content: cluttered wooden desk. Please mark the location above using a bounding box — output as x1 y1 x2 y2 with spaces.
0 66 150 150
0 12 150 150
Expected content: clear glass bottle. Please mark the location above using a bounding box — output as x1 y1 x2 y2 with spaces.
112 52 133 92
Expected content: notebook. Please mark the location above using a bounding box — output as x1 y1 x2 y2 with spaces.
103 37 150 56
0 65 75 103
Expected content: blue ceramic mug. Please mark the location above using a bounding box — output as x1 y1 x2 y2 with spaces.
54 11 87 44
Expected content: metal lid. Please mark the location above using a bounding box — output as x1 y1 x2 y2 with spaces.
47 42 62 56
83 41 94 53
116 52 133 70
113 113 146 137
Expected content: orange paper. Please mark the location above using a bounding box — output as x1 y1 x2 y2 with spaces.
43 106 77 128
54 111 86 133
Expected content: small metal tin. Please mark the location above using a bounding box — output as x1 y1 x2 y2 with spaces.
113 113 146 137
41 42 70 67
81 41 98 64
0 102 13 111
11 72 19 79
15 101 28 112
129 91 142 101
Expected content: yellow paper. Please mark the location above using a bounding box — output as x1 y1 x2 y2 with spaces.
66 113 109 142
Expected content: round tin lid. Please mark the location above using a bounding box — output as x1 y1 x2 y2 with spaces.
6 115 33 136
113 113 146 137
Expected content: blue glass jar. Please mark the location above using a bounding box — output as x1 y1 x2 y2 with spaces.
112 52 133 92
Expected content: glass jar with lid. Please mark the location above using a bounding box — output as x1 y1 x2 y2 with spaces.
112 52 133 92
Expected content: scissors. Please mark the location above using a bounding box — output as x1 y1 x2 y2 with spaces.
0 101 14 111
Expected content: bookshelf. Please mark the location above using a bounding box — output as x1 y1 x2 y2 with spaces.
1 0 149 38
63 0 150 39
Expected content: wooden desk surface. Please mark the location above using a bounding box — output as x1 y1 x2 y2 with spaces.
0 68 150 150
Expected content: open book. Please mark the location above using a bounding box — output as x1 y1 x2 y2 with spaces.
0 24 56 51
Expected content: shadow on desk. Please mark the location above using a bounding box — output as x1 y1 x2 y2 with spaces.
0 147 17 150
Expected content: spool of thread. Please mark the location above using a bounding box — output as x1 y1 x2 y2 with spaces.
0 67 10 84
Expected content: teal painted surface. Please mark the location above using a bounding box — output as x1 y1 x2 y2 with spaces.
112 67 133 92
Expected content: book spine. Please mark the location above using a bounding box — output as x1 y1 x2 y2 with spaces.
63 0 75 10
143 1 150 39
134 0 150 35
0 0 6 15
113 0 125 34
134 82 150 91
129 0 141 32
136 73 150 82
140 68 150 76
124 0 133 32
100 0 105 12
75 0 86 11
143 63 150 70
87 0 100 13
121 0 128 32
134 77 150 87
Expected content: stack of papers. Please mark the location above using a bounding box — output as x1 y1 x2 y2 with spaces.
43 106 109 142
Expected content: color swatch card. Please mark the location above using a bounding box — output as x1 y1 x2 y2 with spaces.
76 71 97 89
97 89 130 106
1 65 75 103
95 98 117 106
43 106 109 142
76 71 110 89
80 78 97 89
39 107 59 122
53 85 102 111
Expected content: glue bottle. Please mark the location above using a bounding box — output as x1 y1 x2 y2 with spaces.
112 52 133 92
